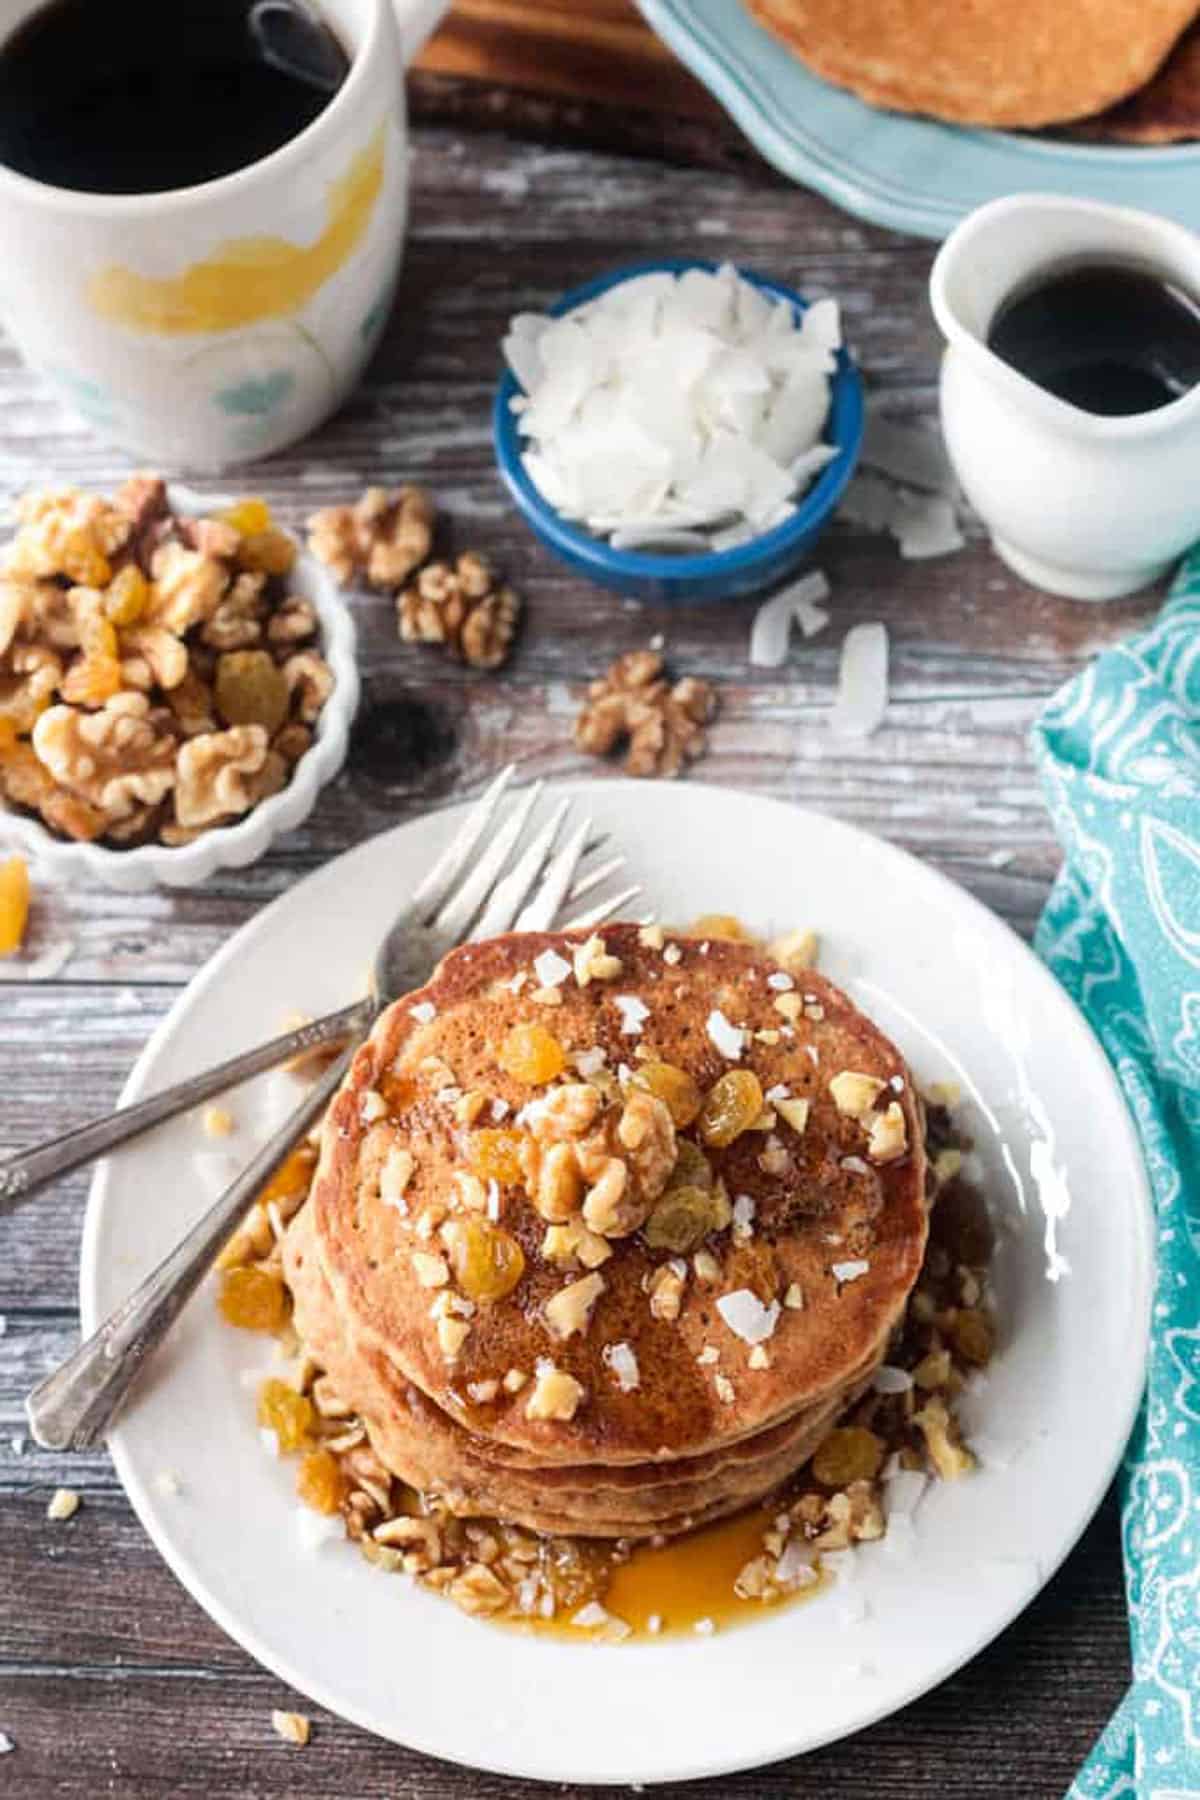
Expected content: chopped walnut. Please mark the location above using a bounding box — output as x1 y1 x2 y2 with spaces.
544 1271 606 1341
119 625 188 692
525 1360 584 1422
200 570 268 651
648 1262 685 1322
266 596 318 653
147 540 229 634
397 552 522 671
32 696 176 821
867 1101 908 1162
307 485 435 589
574 649 717 779
616 1089 677 1200
527 1083 603 1144
174 724 270 828
0 740 107 840
913 1394 975 1479
281 649 334 724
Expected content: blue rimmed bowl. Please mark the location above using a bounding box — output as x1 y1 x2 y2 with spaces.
492 258 863 604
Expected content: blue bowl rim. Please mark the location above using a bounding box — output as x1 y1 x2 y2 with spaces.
492 256 864 584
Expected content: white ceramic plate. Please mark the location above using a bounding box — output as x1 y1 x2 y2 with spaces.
82 781 1153 1784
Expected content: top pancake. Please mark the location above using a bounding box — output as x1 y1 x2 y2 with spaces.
745 0 1198 128
297 925 928 1465
1070 20 1200 140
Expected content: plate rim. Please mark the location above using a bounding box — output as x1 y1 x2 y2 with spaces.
81 780 1155 1783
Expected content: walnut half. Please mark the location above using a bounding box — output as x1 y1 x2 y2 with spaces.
397 552 521 671
575 650 717 778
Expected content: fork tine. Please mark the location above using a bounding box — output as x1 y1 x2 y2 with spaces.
434 780 544 941
566 853 626 904
471 798 570 940
409 764 516 921
562 883 643 932
515 817 591 931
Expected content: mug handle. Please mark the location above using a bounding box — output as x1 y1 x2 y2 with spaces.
392 0 450 64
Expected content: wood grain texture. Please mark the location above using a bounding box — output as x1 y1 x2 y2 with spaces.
0 112 1144 1797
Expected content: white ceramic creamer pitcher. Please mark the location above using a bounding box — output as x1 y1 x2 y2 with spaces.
930 193 1200 600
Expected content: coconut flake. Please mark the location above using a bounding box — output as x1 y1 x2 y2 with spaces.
892 491 964 560
872 1364 914 1395
294 1505 346 1553
706 1008 745 1059
861 415 955 495
831 622 888 739
831 1259 870 1284
765 1082 792 1103
409 1000 437 1025
775 1538 818 1586
571 1602 611 1630
766 970 795 991
603 1341 641 1393
614 994 650 1036
532 948 572 989
748 570 831 669
716 1288 781 1344
490 1097 510 1121
573 1045 608 1078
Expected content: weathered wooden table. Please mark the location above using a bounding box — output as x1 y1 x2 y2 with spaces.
0 52 1146 1800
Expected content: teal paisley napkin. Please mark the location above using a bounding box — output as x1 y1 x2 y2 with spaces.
1032 559 1200 1798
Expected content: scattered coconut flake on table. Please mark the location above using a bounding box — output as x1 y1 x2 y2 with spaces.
892 492 965 560
860 414 955 495
830 623 888 739
748 570 830 667
506 264 841 549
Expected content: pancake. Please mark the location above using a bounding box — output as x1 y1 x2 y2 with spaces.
283 924 928 1535
744 0 1198 128
1069 20 1200 141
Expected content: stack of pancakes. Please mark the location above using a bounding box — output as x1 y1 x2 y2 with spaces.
283 924 928 1539
745 0 1200 137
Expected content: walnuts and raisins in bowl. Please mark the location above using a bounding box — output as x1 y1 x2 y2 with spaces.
0 478 357 891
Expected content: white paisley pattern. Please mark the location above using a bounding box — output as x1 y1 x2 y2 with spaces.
1034 568 1200 1798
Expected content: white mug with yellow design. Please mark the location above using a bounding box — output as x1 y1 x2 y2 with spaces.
0 0 447 469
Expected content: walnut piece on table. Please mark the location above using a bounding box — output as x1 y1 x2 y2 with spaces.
575 649 717 778
306 485 435 589
397 551 522 671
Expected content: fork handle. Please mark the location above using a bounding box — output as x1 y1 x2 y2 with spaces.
0 998 373 1212
25 1042 357 1451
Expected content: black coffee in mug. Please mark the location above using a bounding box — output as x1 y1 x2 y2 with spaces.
0 0 351 195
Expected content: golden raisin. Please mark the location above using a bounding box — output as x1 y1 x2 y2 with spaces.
103 565 149 626
444 1216 526 1303
221 498 273 537
256 1144 317 1210
688 913 751 941
632 1060 703 1128
257 1378 315 1452
0 718 18 754
218 1265 289 1332
214 650 290 732
60 656 122 706
811 1426 884 1488
238 528 296 576
60 527 110 587
668 1138 714 1190
497 1022 565 1085
0 854 30 957
698 1069 764 1147
949 1308 994 1367
467 1128 527 1185
643 1184 731 1254
296 1448 347 1515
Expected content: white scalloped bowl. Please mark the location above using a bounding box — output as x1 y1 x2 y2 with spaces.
0 484 359 892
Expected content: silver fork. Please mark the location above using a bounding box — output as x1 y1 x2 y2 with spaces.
0 767 631 1211
25 769 639 1451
